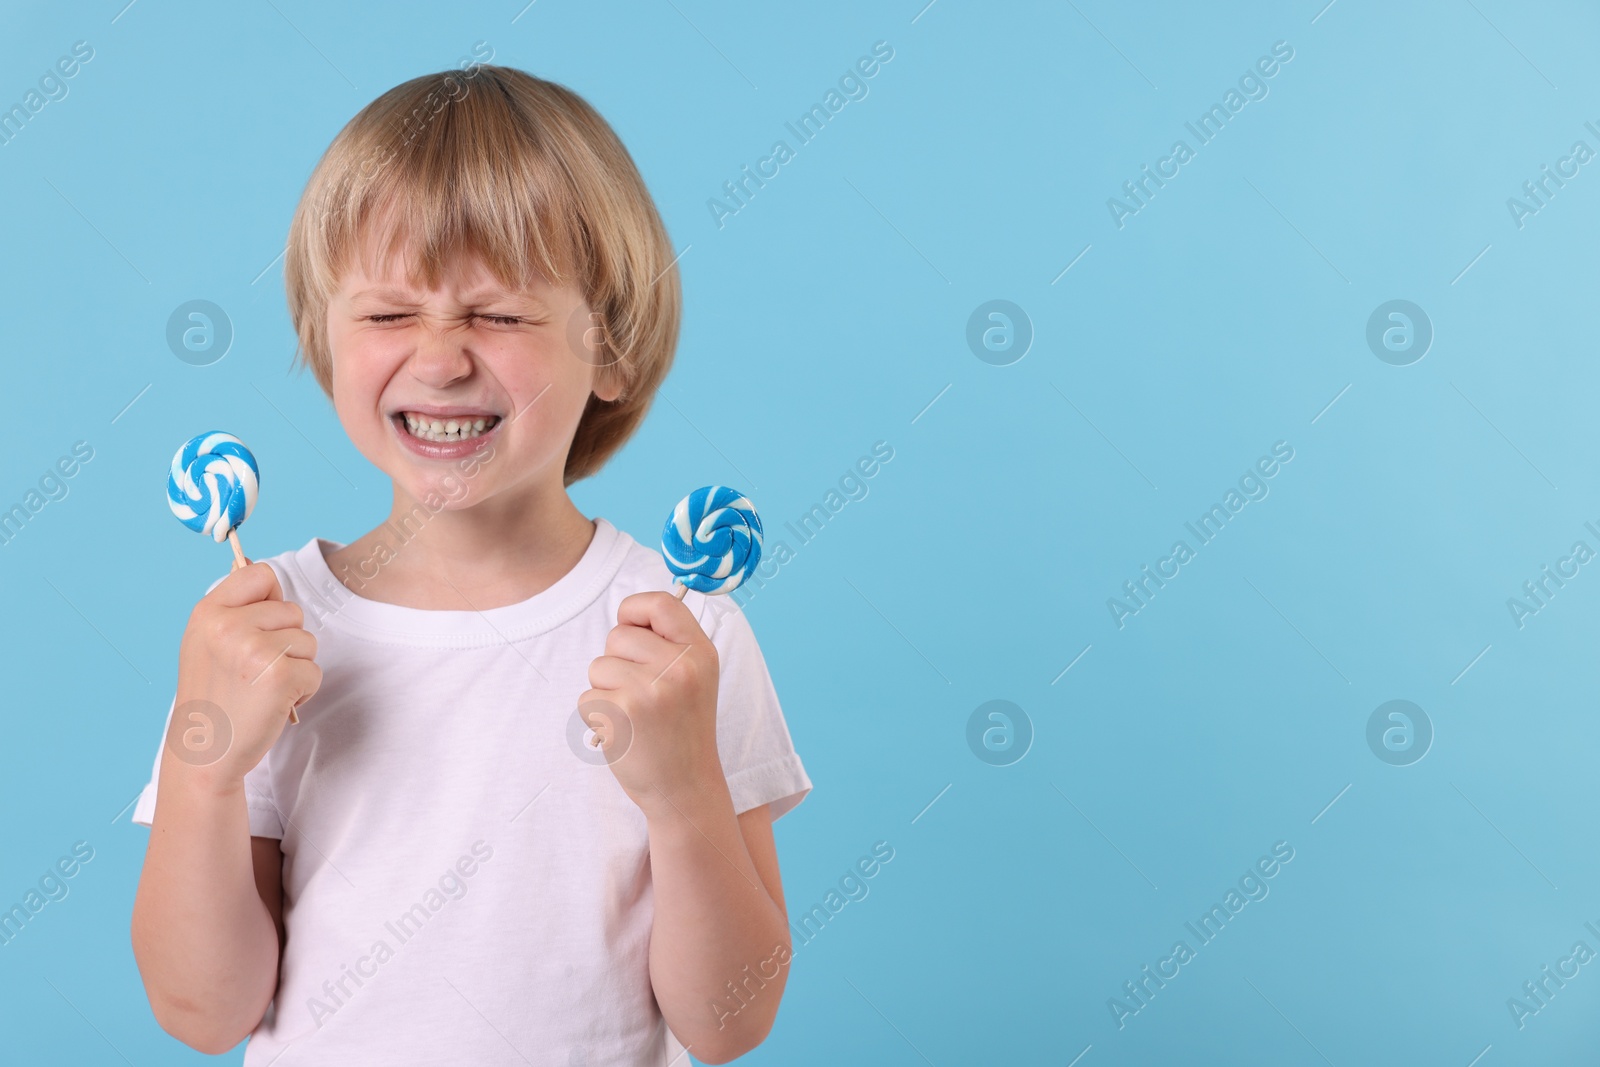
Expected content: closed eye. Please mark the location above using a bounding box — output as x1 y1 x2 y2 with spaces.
364 313 527 325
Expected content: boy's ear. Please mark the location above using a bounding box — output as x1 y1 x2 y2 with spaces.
592 364 625 403
570 301 627 402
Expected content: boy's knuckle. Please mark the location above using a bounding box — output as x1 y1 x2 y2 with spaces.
243 638 282 676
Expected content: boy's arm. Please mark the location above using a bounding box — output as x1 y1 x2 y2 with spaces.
585 590 797 1062
130 763 284 1054
131 561 318 1053
646 792 792 1064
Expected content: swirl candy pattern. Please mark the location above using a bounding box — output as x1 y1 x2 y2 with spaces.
661 485 763 595
167 431 259 543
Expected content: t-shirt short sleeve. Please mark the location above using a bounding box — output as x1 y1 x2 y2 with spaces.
699 597 812 820
129 574 285 838
129 695 285 838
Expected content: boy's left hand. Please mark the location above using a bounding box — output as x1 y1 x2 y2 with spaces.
579 590 722 815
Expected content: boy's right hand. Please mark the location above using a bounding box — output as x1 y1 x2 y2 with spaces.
169 561 321 785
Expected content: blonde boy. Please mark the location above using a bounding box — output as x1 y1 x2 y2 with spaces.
130 65 810 1065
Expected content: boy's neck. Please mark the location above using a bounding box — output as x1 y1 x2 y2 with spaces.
325 484 598 611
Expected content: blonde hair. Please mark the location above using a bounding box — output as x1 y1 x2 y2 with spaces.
283 64 681 485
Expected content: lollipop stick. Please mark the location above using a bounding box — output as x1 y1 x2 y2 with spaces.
671 582 689 601
228 528 248 571
288 704 300 726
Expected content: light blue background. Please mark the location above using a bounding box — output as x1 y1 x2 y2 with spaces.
2 0 1598 1063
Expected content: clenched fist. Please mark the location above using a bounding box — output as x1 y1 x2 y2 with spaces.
578 591 721 815
169 561 321 784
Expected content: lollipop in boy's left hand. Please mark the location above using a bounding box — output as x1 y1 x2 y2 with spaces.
581 486 763 752
660 485 763 600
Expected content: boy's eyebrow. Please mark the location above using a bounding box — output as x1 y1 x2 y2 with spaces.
350 286 425 303
350 285 552 307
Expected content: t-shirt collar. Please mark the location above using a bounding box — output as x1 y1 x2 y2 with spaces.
285 517 629 646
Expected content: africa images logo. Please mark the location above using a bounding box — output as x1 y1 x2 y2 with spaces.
1105 40 1295 229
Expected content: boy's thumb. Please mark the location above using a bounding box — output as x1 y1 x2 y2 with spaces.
212 561 282 607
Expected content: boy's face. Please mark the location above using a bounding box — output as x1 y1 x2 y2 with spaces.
325 235 618 509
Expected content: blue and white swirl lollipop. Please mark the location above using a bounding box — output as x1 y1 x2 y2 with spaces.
167 431 259 568
661 485 763 598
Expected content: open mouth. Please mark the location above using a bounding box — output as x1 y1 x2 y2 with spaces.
397 412 502 444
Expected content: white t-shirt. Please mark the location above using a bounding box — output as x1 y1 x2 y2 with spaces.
132 518 812 1065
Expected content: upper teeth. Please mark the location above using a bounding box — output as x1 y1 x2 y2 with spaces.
403 413 497 442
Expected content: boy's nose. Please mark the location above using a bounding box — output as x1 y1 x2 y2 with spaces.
407 330 475 388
